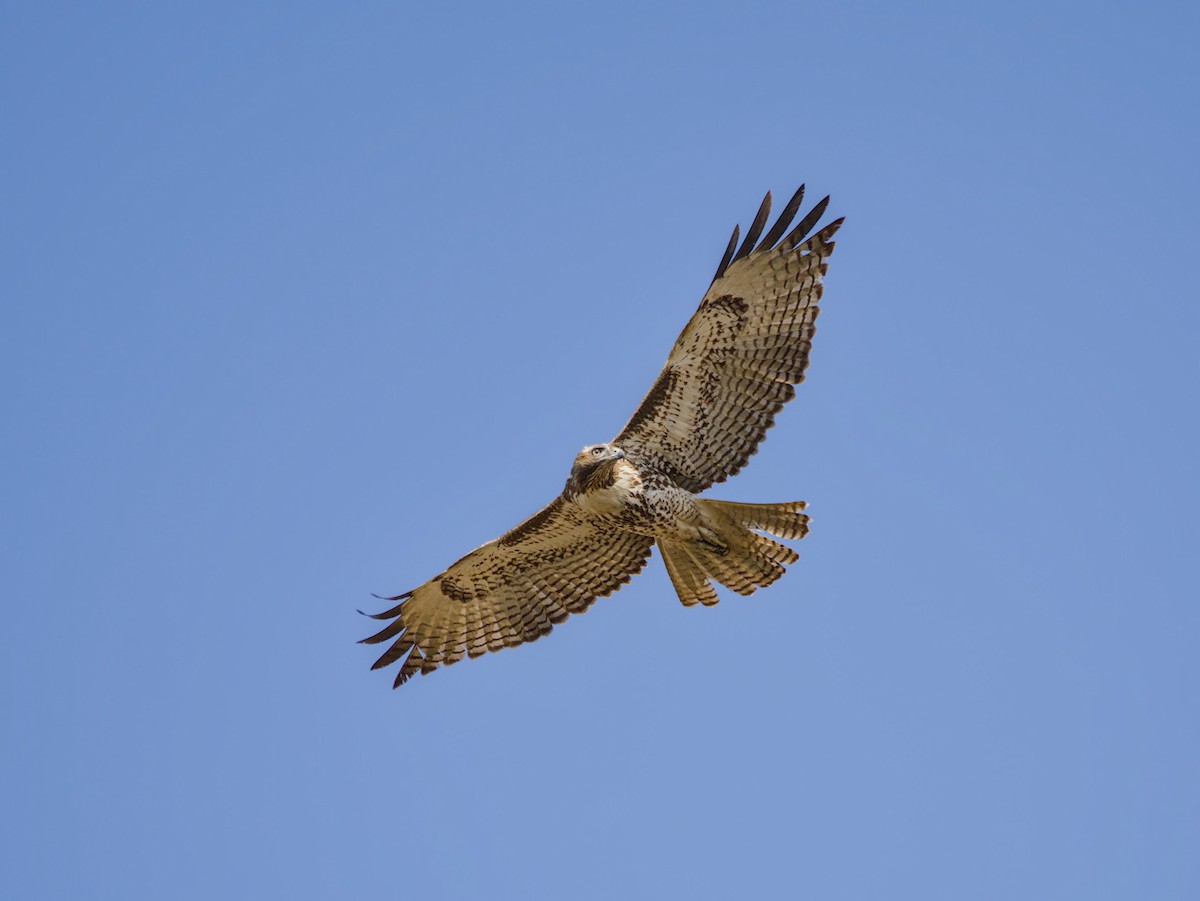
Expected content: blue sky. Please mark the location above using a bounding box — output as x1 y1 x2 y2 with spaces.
3 2 1198 898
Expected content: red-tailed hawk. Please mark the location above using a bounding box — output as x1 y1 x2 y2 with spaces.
363 186 843 686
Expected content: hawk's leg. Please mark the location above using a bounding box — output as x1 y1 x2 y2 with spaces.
696 526 729 556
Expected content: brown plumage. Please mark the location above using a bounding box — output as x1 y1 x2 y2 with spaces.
364 185 843 687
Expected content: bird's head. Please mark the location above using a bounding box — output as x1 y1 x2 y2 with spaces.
575 443 625 467
565 443 626 496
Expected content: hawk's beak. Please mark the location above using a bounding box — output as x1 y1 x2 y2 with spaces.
614 449 626 460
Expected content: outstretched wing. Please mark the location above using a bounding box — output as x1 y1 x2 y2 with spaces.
615 187 843 493
361 498 654 687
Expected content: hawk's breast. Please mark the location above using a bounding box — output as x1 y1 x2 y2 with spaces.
572 459 644 517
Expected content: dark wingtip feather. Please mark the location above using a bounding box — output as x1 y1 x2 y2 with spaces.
731 191 772 264
782 195 831 250
757 184 805 251
361 591 413 619
371 638 414 670
372 590 413 602
712 224 740 283
392 648 427 688
715 187 837 278
360 616 407 645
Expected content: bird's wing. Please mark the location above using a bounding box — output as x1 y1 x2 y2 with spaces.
361 498 655 686
614 187 843 493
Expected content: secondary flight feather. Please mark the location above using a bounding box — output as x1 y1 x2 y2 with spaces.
363 185 844 687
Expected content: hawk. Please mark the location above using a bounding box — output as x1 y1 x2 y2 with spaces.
363 185 843 686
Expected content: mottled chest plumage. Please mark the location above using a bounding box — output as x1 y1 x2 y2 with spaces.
564 451 698 535
566 458 644 517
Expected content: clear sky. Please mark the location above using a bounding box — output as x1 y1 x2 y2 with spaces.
4 2 1198 898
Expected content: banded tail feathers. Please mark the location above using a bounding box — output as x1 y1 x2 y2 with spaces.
659 499 810 607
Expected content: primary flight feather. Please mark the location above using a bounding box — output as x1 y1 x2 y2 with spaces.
363 185 844 687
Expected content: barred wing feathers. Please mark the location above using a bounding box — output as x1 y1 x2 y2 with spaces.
615 187 843 493
362 498 655 686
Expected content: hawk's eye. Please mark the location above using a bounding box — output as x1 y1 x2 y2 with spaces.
591 447 605 456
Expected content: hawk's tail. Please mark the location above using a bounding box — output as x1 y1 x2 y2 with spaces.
658 500 810 607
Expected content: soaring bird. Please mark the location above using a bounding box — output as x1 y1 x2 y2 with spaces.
363 186 843 687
